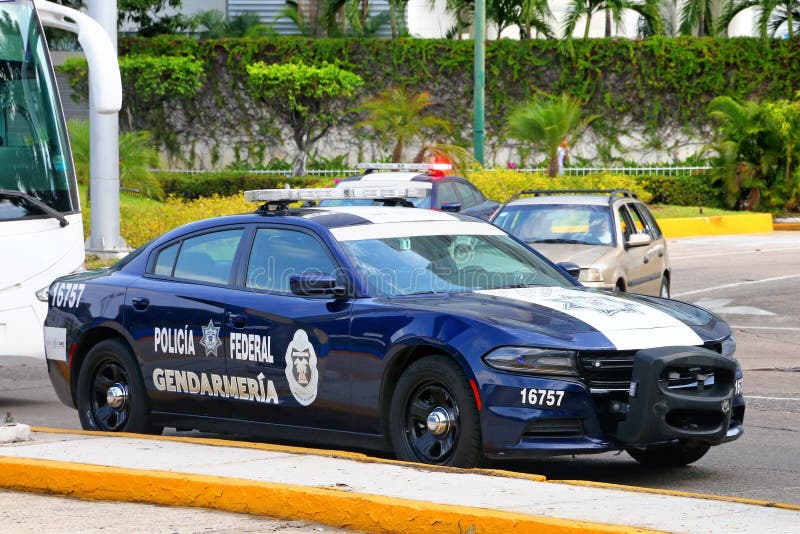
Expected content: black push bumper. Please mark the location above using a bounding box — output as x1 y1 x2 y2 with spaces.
616 346 740 447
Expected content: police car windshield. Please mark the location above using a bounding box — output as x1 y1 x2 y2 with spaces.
339 234 572 297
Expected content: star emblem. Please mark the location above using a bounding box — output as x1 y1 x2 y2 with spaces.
199 319 222 357
548 295 642 317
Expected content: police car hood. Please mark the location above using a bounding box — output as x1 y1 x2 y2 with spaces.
395 287 721 351
528 243 612 266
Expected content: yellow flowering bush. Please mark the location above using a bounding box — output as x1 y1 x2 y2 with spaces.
465 170 652 204
121 194 252 248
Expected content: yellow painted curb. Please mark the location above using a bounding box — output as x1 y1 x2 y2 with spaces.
659 213 773 237
554 480 800 512
0 457 658 534
774 222 800 231
30 426 547 483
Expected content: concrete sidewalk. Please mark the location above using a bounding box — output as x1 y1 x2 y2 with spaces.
0 428 798 533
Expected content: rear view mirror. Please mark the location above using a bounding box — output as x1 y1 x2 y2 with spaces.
440 202 462 213
627 233 652 247
290 274 348 298
558 262 581 279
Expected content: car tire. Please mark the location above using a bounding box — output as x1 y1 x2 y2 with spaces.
389 355 484 468
660 276 670 298
76 339 162 435
627 440 710 467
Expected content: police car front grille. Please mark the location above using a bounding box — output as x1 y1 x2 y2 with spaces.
578 344 723 392
577 350 637 391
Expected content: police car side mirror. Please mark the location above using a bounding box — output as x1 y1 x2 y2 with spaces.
627 233 652 247
557 262 581 279
440 202 462 213
290 274 348 298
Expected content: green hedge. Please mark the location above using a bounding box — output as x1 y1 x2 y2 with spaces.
157 172 334 200
156 169 719 207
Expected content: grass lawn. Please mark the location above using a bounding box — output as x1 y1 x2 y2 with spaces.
648 205 741 218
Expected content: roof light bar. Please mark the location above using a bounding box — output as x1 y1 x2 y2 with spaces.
356 162 453 172
244 186 428 203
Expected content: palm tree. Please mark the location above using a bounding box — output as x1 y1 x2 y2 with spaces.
707 96 781 209
517 0 555 37
357 88 455 163
506 93 599 177
679 0 714 36
716 0 799 38
562 0 662 39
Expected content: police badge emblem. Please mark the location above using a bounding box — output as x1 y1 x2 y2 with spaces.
284 329 319 406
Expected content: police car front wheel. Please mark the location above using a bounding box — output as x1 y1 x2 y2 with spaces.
76 339 163 435
389 355 484 468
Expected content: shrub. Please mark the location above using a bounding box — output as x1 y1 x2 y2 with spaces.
639 174 721 207
156 172 334 200
466 170 652 203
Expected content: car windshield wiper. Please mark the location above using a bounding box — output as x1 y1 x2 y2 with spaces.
528 238 587 245
0 189 68 227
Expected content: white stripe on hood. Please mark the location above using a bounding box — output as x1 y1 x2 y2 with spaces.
477 287 704 350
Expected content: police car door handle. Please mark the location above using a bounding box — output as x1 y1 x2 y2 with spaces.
228 313 247 328
131 297 149 311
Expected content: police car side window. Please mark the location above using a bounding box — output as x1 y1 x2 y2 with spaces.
172 229 244 285
246 228 336 294
436 182 459 207
154 242 179 276
454 182 479 207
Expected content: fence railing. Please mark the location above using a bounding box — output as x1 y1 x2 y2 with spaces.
151 165 712 177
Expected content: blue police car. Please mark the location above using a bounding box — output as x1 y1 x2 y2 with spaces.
43 186 744 468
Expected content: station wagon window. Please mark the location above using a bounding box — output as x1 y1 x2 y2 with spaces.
617 206 635 241
171 229 244 284
632 203 663 239
625 204 650 236
246 228 336 294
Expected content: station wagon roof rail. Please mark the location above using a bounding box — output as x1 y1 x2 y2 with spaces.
508 189 640 205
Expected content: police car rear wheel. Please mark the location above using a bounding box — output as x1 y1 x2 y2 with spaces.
77 339 162 435
627 440 710 467
390 356 484 468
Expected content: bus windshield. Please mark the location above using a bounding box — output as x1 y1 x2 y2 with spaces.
0 0 76 220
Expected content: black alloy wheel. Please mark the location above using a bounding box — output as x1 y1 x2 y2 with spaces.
404 382 460 463
76 339 162 434
390 355 484 467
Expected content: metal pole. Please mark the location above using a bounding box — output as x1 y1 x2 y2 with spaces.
473 0 485 166
86 0 126 254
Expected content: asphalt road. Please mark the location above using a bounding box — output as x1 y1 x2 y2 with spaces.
1 232 798 508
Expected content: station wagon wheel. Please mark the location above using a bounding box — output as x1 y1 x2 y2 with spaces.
76 339 162 435
390 355 484 468
660 276 670 298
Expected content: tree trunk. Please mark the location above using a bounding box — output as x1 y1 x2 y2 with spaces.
292 150 307 177
391 140 404 162
698 10 705 37
548 156 559 177
584 13 592 38
605 9 612 37
788 5 794 38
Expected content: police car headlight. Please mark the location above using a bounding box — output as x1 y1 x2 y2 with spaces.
721 336 736 358
483 347 578 376
579 268 603 283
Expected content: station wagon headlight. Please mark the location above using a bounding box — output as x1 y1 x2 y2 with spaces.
483 347 578 376
579 268 603 283
721 336 736 358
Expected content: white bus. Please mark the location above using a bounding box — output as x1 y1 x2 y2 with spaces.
0 0 119 360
